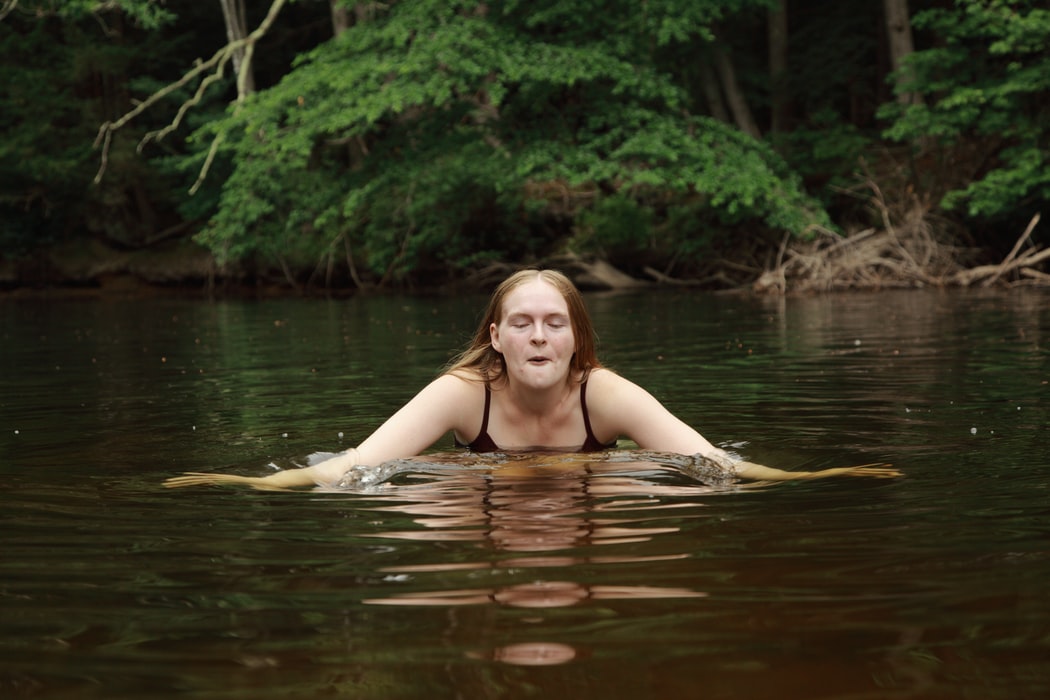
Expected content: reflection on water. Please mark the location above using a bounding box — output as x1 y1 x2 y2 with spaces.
2 289 1049 698
354 454 719 620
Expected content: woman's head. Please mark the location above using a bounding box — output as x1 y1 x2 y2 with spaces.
447 269 601 383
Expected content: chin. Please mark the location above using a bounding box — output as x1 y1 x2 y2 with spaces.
519 371 567 389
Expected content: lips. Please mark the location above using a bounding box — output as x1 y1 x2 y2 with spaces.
528 356 550 363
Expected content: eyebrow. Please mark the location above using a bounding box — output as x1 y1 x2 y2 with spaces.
505 311 569 321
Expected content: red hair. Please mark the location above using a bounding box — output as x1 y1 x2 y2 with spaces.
444 269 602 385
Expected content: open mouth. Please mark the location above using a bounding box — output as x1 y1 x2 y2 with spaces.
528 356 550 364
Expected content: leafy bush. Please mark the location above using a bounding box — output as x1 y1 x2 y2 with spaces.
186 0 827 283
881 0 1050 220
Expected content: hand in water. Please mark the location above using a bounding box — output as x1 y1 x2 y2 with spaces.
726 459 902 482
799 462 901 479
162 472 291 491
162 458 902 492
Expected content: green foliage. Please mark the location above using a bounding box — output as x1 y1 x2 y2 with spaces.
774 110 873 192
0 1 212 253
8 0 175 29
881 0 1050 218
769 1 881 199
574 195 655 261
188 0 826 281
1 15 102 251
17 0 1045 286
75 0 175 29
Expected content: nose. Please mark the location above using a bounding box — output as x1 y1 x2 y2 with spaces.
530 323 546 344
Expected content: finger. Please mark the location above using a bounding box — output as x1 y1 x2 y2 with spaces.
848 467 902 478
163 479 205 488
162 473 239 488
163 477 220 488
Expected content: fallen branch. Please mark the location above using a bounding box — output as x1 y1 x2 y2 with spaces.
952 245 1050 287
643 266 701 286
979 213 1040 287
749 176 1047 293
1019 267 1050 284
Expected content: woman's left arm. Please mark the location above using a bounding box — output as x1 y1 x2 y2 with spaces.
586 368 723 456
586 370 900 481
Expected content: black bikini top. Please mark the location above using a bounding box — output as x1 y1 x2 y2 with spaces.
455 381 615 453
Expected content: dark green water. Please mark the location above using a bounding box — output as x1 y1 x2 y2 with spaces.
1 288 1048 699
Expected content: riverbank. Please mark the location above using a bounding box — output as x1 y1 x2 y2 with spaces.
2 214 1047 299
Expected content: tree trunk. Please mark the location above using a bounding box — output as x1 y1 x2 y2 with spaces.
330 0 350 36
714 46 761 139
767 0 789 133
883 0 920 105
218 0 255 98
699 60 730 123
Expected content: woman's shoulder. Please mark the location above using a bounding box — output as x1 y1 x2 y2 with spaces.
436 368 490 400
584 367 651 406
444 367 487 386
585 367 626 389
421 371 487 434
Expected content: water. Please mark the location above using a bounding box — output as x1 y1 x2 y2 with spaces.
1 288 1048 699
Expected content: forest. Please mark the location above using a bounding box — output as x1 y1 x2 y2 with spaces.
1 0 1048 294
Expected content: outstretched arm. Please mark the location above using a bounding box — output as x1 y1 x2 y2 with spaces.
731 460 900 481
587 370 901 482
163 450 359 490
165 374 478 490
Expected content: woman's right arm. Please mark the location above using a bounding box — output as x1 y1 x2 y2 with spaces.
164 373 479 490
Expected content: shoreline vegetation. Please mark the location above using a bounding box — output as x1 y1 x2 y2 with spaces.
5 3 1048 301
3 208 1044 300
4 170 1045 298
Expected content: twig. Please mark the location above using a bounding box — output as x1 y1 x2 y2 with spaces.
275 254 301 293
981 213 1040 287
955 246 1050 286
189 132 225 195
1019 268 1050 284
343 234 367 290
643 266 700 285
140 61 230 150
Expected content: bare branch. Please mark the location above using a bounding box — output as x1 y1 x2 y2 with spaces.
980 213 1040 287
92 45 235 181
139 58 231 151
0 0 19 22
93 0 290 187
189 132 225 195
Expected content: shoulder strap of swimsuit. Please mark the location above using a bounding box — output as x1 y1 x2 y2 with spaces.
580 380 596 441
478 384 491 437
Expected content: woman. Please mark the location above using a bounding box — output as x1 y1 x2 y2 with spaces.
165 269 897 489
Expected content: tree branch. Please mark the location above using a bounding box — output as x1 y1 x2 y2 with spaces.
93 0 290 187
0 0 19 22
980 213 1040 287
139 58 232 151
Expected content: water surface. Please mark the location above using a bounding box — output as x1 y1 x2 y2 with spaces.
1 288 1048 699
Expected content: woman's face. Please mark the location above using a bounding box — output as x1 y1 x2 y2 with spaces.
490 278 576 391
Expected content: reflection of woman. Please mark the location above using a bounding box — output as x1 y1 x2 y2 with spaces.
166 269 897 489
360 462 710 608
